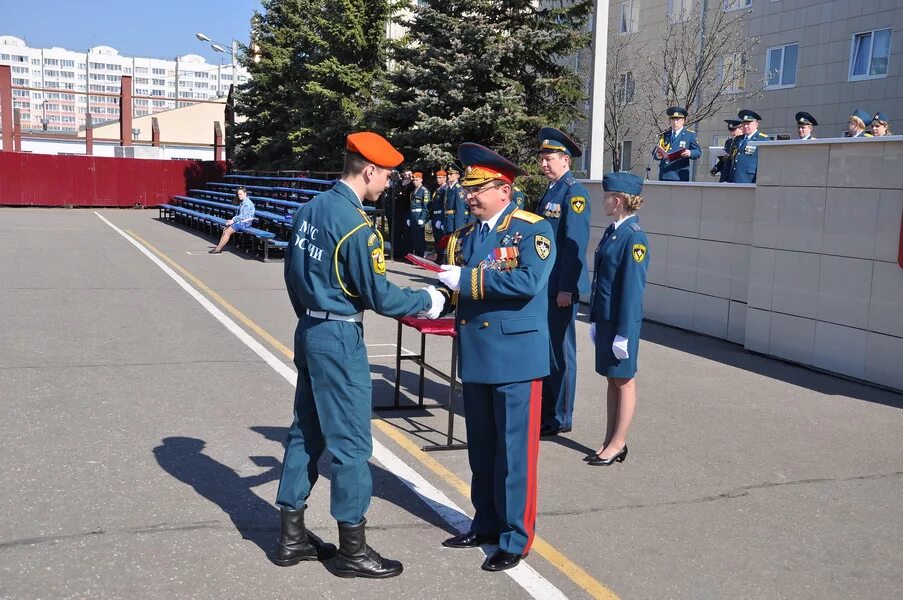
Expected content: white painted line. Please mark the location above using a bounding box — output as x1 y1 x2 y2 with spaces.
96 212 567 600
186 251 219 256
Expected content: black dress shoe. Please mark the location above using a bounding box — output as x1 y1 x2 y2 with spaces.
208 249 222 254
441 531 499 548
582 452 600 462
539 424 572 437
481 550 522 572
587 445 628 466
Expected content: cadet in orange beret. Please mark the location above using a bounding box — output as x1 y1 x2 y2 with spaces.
408 171 430 256
276 131 447 579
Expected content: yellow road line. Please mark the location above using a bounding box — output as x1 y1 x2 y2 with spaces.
129 231 619 600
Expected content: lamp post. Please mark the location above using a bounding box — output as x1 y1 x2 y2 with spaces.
194 33 239 162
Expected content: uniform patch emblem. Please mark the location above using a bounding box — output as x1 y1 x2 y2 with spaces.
570 196 586 214
535 235 551 260
371 248 386 275
632 244 647 263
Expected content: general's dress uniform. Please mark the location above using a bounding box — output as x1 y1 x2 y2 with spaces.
535 128 590 434
730 109 769 184
655 106 702 181
439 143 555 572
443 172 470 234
589 173 649 379
275 132 440 579
711 119 742 182
409 175 430 257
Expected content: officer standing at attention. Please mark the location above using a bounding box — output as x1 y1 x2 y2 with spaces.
437 143 555 572
408 171 430 257
847 108 873 137
512 184 527 210
795 111 818 139
870 112 892 136
654 106 701 181
710 119 743 182
429 169 448 240
276 131 445 579
730 109 769 184
443 165 470 234
535 127 591 437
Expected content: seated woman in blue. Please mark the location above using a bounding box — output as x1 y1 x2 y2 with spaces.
586 172 649 466
210 187 255 254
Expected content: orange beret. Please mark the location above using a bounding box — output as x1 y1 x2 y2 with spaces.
412 171 423 178
346 131 404 168
435 170 447 176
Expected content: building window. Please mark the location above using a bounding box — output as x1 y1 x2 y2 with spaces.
152 68 165 75
61 59 75 67
723 0 751 10
620 140 633 172
765 43 798 88
722 52 747 92
668 0 693 22
618 72 635 104
849 28 892 80
618 1 639 35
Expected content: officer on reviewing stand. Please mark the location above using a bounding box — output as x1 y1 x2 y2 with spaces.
437 143 555 573
276 131 445 579
710 119 743 182
408 171 430 257
730 109 769 184
847 108 873 138
795 111 818 140
654 106 701 181
535 127 591 437
871 112 892 136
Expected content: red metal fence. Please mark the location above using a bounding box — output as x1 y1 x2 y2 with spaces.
0 153 227 207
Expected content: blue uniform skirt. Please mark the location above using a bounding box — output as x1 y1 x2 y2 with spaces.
594 319 641 379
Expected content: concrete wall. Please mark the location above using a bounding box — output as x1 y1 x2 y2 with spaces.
582 137 903 392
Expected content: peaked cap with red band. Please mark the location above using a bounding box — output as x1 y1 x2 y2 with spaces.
457 142 526 187
346 131 404 168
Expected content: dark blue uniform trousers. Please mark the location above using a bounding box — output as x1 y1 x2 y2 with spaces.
276 317 373 525
542 303 578 429
462 379 542 555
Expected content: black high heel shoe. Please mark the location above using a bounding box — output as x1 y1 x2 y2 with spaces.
582 451 600 462
587 445 627 466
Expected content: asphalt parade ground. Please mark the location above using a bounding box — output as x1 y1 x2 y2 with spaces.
1 207 901 600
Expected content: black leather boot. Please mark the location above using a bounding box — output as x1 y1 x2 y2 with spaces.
327 519 403 579
273 506 337 566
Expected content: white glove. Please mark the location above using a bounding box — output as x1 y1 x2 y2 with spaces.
406 219 410 227
435 221 442 229
418 219 424 226
612 335 629 360
422 285 445 319
589 323 596 344
438 264 462 291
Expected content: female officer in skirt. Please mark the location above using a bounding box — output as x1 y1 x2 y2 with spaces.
586 172 649 466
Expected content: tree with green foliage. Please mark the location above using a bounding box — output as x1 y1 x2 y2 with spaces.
376 0 592 171
234 0 393 171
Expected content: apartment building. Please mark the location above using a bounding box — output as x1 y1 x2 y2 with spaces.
601 0 902 176
0 35 249 134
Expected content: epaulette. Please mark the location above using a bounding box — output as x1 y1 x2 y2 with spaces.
565 175 576 186
356 208 373 226
687 129 695 133
757 132 769 139
629 222 642 232
454 221 477 236
511 209 542 224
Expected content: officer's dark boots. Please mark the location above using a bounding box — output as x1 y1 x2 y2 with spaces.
328 519 403 579
273 505 336 566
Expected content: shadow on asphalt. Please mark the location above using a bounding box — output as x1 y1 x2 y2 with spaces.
152 429 457 561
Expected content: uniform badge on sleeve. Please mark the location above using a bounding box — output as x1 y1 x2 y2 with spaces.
632 243 647 263
570 196 586 214
535 235 551 260
371 248 386 275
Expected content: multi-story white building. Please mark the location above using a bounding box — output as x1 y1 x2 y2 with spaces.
0 35 250 133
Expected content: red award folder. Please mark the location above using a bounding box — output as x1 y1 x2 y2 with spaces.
405 253 443 273
656 146 685 162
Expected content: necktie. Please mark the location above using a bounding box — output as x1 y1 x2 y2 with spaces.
603 223 615 240
479 222 489 242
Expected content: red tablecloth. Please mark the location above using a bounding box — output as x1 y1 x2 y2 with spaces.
399 316 457 337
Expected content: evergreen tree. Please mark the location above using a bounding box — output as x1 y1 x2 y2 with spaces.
376 0 592 170
235 0 393 171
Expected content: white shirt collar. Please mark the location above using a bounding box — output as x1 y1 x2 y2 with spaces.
336 180 363 208
480 205 507 232
672 127 683 137
612 215 632 231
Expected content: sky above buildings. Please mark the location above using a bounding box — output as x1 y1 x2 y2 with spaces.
1 0 262 62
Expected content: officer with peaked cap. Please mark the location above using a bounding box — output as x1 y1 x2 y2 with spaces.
795 111 818 140
847 108 873 138
730 109 769 184
408 171 430 257
871 112 892 136
277 131 446 579
654 106 702 181
437 143 555 573
711 119 743 182
534 127 591 437
443 164 470 235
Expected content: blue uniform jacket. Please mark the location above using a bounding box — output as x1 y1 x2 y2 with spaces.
409 186 430 226
730 131 769 184
589 215 649 337
655 128 702 181
444 203 556 384
443 182 470 233
712 136 739 183
429 184 448 231
512 186 526 210
285 181 430 318
536 171 591 297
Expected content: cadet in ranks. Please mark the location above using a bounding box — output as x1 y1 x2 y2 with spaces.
729 109 769 184
535 127 591 437
710 119 743 182
429 169 449 239
653 106 701 181
512 185 527 210
871 112 892 136
586 172 649 466
408 172 430 257
795 111 818 139
443 165 470 234
847 108 873 138
437 142 555 572
277 131 445 579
